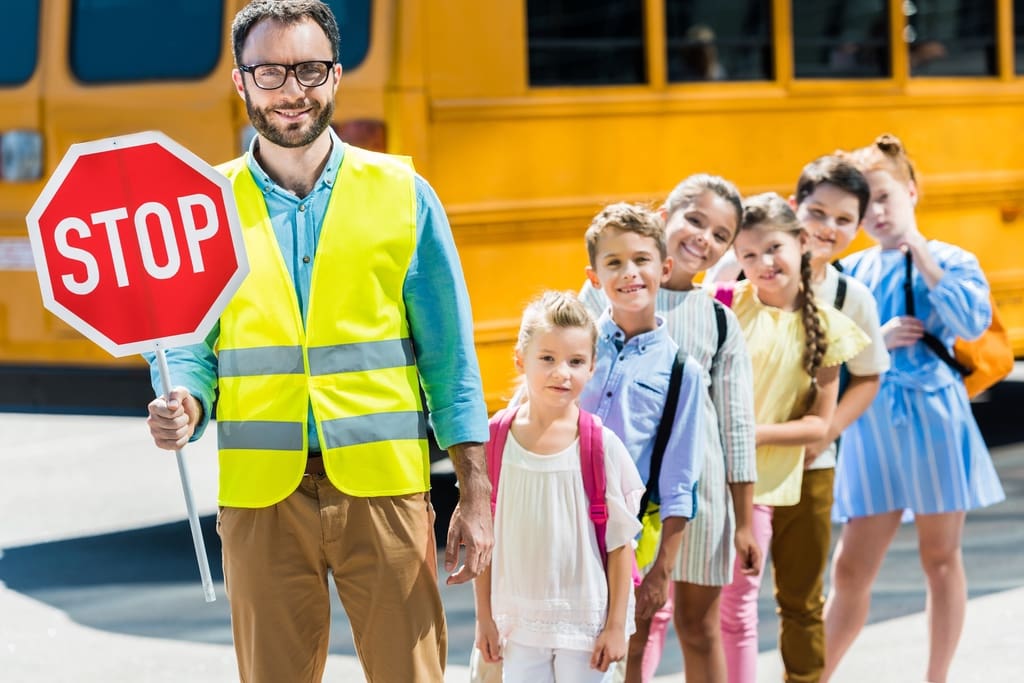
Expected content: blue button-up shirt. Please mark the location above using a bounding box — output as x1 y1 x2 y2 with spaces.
147 130 488 450
579 313 705 520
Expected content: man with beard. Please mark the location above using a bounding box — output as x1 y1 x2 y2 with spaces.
143 2 492 681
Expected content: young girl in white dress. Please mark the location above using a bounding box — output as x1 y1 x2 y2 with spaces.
474 291 645 682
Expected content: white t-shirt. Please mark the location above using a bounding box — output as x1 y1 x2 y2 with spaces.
809 264 891 470
490 426 645 651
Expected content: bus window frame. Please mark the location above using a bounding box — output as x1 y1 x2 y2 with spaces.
433 0 1024 129
513 1 1024 100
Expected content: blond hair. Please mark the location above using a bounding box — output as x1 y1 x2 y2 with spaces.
515 290 597 358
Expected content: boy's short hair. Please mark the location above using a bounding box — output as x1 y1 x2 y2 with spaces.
584 202 667 267
794 155 871 222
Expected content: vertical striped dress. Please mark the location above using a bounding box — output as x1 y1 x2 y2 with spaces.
834 242 1005 519
580 282 757 585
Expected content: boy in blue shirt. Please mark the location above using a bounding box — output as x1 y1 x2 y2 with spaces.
579 202 706 682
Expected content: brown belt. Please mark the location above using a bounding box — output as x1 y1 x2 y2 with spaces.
305 450 325 476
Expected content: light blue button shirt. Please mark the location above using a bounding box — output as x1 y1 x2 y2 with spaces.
146 130 488 450
579 312 705 520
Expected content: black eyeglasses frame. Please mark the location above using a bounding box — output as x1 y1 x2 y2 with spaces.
238 60 336 90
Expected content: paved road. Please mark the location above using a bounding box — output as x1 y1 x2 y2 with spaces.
1 375 1023 681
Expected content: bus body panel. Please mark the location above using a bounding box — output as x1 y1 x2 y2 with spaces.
1 0 1022 411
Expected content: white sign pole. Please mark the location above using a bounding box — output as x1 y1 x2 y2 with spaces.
155 346 216 603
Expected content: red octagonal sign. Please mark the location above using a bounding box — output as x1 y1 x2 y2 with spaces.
26 131 248 357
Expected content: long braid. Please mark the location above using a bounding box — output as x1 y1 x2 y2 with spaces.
798 251 828 411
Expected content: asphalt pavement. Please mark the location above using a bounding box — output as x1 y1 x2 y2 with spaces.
2 378 1023 681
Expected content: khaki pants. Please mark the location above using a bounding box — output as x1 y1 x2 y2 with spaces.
770 468 834 683
218 473 446 682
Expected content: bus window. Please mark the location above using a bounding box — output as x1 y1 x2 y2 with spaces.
666 0 773 82
323 0 372 70
527 0 645 86
791 0 890 78
1016 0 1024 73
0 2 40 85
70 0 224 83
906 0 996 76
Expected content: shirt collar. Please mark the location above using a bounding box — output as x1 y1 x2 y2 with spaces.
244 128 345 198
595 310 666 354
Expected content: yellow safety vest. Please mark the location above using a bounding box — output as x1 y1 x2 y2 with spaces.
214 145 429 507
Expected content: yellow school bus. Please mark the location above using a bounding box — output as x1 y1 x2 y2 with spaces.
1 0 1022 411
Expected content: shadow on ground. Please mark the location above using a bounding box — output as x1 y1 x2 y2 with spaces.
0 380 1020 671
0 476 463 657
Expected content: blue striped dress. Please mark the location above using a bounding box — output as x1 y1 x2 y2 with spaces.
834 242 1005 520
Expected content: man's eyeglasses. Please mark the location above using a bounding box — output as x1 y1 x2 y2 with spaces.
238 60 335 90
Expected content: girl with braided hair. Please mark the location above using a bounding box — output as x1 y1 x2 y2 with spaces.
716 192 868 683
823 135 1005 683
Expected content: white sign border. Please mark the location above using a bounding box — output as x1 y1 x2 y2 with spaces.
25 130 249 357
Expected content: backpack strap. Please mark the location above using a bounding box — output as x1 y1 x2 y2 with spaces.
713 299 728 361
578 410 608 567
903 252 972 376
834 274 848 310
638 349 686 520
486 406 518 517
488 406 612 567
708 300 728 400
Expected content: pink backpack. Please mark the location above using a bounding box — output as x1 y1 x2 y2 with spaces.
486 406 609 566
713 282 735 308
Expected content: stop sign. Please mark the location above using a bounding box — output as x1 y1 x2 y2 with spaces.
26 131 248 357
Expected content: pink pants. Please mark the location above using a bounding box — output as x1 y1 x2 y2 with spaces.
639 505 773 683
718 504 773 683
636 583 674 682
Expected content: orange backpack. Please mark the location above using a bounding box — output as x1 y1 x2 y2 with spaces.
953 293 1015 398
904 253 1014 398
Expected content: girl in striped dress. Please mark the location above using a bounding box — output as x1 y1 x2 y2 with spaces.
580 174 760 683
824 135 1005 683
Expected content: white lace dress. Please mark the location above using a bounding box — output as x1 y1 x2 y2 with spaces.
491 427 645 651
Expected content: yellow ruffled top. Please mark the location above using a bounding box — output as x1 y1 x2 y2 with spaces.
730 280 870 506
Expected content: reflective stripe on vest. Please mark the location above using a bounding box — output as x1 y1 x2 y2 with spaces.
215 145 428 507
321 410 429 449
218 420 305 451
218 339 414 378
308 338 415 375
216 412 428 452
219 346 304 377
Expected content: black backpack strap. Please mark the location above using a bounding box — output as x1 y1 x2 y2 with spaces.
638 349 685 519
903 251 916 316
834 274 848 310
903 251 972 376
713 300 728 361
